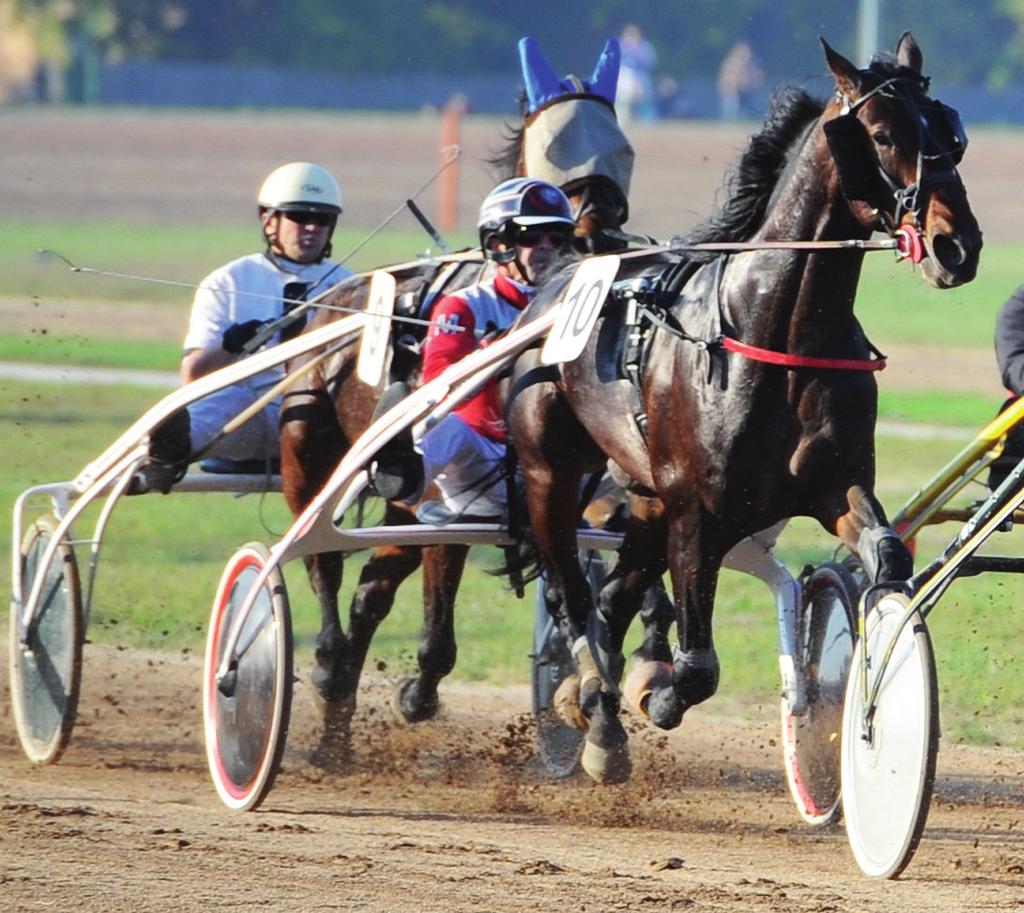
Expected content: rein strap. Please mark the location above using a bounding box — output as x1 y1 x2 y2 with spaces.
720 336 886 371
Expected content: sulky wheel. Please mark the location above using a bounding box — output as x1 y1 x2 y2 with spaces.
781 561 857 826
531 605 584 778
530 551 606 778
841 592 938 878
9 513 84 765
203 542 293 811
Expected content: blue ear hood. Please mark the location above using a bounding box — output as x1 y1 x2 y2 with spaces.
519 37 620 113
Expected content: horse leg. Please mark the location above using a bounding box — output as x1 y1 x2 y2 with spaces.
279 383 362 764
645 505 724 731
592 509 675 715
832 484 914 585
300 549 360 767
528 463 631 784
393 543 469 723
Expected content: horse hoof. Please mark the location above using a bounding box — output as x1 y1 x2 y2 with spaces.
553 673 587 730
622 660 673 718
581 738 632 784
392 676 440 724
309 663 352 707
309 699 355 771
311 627 353 705
580 693 631 784
646 685 686 730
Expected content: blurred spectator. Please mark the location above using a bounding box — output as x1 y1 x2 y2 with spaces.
616 23 658 123
717 39 764 121
656 75 690 119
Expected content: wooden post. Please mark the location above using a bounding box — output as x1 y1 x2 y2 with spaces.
439 93 467 234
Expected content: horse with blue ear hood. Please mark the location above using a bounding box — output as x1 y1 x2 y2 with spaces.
516 36 635 253
275 35 647 766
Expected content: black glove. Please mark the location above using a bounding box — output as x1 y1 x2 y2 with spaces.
221 319 268 354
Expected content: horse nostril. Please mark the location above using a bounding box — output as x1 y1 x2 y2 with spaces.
930 233 968 271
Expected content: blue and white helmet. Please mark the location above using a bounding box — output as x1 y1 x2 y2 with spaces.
477 178 575 257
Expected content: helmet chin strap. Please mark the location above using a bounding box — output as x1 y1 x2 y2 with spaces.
486 232 532 283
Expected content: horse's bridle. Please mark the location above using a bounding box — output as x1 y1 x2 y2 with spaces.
834 74 968 231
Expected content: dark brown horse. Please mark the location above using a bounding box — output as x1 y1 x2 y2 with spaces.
278 42 643 763
506 33 982 782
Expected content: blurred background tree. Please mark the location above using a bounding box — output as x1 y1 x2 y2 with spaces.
4 0 1022 108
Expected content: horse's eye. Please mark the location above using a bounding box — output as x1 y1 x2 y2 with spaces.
872 130 893 148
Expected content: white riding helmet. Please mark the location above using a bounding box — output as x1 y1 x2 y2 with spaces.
258 162 343 214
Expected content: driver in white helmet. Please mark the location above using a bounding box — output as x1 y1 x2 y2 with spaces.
407 177 576 522
140 161 351 493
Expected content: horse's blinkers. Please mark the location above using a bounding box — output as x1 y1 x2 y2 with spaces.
823 113 882 204
922 99 968 164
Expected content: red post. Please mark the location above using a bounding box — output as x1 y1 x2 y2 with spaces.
439 94 467 234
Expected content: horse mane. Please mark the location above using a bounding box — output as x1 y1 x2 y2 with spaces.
681 87 825 250
486 90 530 180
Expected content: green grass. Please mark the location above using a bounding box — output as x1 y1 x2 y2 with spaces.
0 221 475 307
0 334 184 372
854 244 1022 348
877 390 997 428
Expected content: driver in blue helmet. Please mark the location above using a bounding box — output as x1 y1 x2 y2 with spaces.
371 177 576 522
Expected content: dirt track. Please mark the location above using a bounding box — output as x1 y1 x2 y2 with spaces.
4 639 1024 912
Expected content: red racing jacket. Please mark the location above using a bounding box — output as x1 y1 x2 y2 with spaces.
421 270 533 442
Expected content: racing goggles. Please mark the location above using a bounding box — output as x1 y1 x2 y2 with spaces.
512 224 573 248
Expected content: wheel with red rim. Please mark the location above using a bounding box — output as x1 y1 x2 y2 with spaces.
203 542 292 811
9 513 84 765
781 562 857 826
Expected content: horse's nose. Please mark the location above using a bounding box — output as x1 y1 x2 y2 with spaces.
931 230 980 281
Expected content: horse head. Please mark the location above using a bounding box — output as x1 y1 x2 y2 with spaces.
492 37 635 254
821 31 982 289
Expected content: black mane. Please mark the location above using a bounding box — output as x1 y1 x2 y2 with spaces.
488 122 524 181
486 89 530 181
682 87 824 249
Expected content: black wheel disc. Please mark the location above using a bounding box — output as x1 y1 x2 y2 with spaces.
532 612 585 778
782 561 857 825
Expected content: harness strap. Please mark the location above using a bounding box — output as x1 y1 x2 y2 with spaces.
622 268 887 375
719 337 886 371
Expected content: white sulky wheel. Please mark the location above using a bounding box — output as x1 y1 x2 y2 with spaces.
9 513 84 765
841 592 938 878
781 561 857 826
203 542 293 812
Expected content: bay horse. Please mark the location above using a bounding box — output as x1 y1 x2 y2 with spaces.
278 38 656 764
506 33 982 782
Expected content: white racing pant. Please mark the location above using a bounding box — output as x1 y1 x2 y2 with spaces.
416 413 506 517
187 375 281 464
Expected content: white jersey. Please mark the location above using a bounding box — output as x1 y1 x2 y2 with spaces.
183 252 350 363
181 252 351 463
